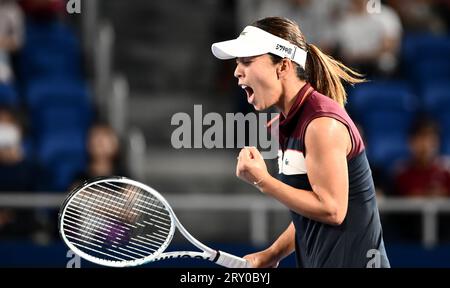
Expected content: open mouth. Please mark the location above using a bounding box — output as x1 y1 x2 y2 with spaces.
240 85 255 104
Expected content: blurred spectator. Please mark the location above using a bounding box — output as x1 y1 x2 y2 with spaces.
18 0 65 21
238 0 346 52
0 105 38 240
387 117 450 242
434 0 450 31
335 0 402 77
0 0 24 83
386 0 447 34
71 122 128 189
0 106 35 191
394 117 450 197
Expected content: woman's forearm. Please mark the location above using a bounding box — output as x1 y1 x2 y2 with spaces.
258 175 344 225
268 222 296 261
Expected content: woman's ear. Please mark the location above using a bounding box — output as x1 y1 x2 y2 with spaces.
276 58 292 79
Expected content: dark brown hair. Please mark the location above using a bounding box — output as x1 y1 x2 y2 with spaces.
252 17 365 107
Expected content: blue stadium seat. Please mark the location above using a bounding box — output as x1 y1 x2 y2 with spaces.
401 34 450 89
25 79 91 108
31 106 92 140
422 83 450 130
422 83 450 155
413 59 450 87
442 136 450 156
363 112 412 137
366 134 410 170
19 20 83 83
423 83 450 115
36 131 86 164
25 19 76 39
36 131 87 192
25 79 93 137
19 20 91 191
0 83 19 107
347 81 417 125
401 34 450 66
347 81 418 169
46 153 87 192
19 44 82 83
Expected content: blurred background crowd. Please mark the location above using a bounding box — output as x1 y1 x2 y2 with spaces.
0 0 450 267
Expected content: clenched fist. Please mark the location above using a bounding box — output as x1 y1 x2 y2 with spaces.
236 146 270 190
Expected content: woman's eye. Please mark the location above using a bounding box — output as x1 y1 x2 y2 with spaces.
237 58 252 65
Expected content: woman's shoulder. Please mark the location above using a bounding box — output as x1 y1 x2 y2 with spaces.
306 90 344 109
303 90 350 122
302 90 365 158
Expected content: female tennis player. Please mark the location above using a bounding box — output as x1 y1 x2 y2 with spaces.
211 17 390 268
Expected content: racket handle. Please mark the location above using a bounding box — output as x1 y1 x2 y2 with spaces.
215 250 252 268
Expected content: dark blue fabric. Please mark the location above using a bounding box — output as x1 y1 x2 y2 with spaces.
279 152 390 268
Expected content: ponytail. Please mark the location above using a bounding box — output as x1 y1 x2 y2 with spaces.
306 43 365 107
253 17 365 108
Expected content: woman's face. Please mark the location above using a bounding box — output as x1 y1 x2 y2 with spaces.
410 129 439 163
88 126 119 160
234 54 282 111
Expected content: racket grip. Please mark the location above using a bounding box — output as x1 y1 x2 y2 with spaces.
215 250 252 268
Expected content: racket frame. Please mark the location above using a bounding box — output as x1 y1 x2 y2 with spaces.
59 176 229 267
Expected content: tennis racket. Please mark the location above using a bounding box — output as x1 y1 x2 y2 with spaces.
58 176 251 268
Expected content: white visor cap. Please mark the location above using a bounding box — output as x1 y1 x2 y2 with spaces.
211 26 307 69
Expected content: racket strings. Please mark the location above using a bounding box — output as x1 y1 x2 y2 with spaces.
79 186 107 242
67 188 128 256
61 181 173 263
66 191 164 260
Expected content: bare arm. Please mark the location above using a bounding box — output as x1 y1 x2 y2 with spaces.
237 117 351 225
267 221 296 258
244 222 295 268
261 117 350 225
